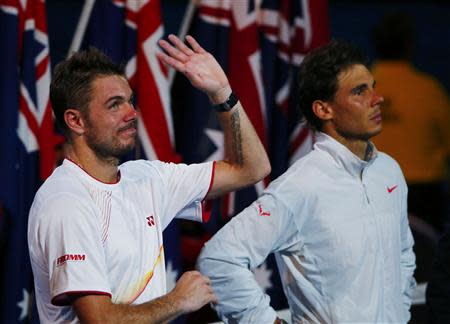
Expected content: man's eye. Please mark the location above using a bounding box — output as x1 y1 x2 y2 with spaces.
353 87 366 95
109 102 119 110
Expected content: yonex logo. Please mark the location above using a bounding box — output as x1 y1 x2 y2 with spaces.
147 215 155 227
56 254 86 266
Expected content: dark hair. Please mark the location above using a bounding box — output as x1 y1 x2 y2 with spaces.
50 47 125 136
371 12 415 60
298 40 366 130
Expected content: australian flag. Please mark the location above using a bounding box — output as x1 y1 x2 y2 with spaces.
75 0 184 318
0 0 55 322
173 0 330 317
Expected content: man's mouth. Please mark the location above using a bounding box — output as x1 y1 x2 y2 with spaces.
370 111 382 123
119 121 137 133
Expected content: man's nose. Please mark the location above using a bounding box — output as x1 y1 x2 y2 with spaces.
124 102 137 120
372 91 384 106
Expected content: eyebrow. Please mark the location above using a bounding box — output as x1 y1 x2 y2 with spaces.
104 93 134 106
350 80 376 94
351 84 368 94
104 95 125 105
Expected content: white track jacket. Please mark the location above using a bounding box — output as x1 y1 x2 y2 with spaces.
198 132 416 323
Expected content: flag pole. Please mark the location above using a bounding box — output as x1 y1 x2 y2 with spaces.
67 0 95 57
168 0 197 88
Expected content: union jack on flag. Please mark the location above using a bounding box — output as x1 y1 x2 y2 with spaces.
1 0 55 179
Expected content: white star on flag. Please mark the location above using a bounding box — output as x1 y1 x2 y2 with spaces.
17 289 30 321
166 261 179 292
253 261 273 292
204 128 224 161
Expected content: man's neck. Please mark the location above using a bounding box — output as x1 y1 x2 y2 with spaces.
323 129 369 161
65 144 120 183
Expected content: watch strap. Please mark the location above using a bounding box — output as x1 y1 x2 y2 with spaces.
213 91 238 112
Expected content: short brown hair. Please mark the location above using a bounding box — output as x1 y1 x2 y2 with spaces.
50 47 125 136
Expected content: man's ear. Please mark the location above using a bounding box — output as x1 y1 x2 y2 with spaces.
64 109 86 136
312 100 333 122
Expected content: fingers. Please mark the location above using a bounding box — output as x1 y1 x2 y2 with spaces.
158 38 190 64
172 271 218 313
158 34 201 64
168 34 195 56
155 51 185 72
209 292 219 305
185 35 206 54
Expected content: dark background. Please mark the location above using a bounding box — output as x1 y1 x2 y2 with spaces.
46 0 450 93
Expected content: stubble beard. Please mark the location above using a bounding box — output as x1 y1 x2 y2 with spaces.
85 125 137 164
336 124 382 142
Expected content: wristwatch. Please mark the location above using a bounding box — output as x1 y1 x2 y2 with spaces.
213 91 238 112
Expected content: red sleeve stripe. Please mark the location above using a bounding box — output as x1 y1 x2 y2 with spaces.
203 161 216 201
200 161 216 223
51 290 112 306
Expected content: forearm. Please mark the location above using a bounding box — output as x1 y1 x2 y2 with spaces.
198 253 276 323
400 214 416 319
221 102 268 169
115 293 182 324
74 271 215 323
74 292 183 324
209 91 270 197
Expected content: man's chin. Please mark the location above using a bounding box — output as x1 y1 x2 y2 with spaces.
116 142 136 157
367 126 382 139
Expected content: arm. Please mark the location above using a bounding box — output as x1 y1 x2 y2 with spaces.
197 192 298 323
400 184 416 322
157 35 270 199
73 271 217 324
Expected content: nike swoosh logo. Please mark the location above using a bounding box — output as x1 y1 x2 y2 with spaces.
387 185 398 193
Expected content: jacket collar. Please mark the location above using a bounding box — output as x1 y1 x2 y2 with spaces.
314 132 378 178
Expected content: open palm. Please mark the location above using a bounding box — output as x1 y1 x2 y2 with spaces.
157 34 231 104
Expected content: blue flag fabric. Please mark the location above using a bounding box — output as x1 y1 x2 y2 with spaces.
0 0 54 322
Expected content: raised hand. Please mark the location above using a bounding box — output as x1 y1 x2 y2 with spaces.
167 270 218 314
157 34 231 104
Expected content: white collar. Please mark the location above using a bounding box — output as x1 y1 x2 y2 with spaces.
314 132 378 178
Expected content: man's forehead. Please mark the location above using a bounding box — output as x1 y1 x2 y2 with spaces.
337 64 373 86
92 75 132 99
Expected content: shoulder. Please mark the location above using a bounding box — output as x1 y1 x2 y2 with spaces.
34 165 90 206
120 159 164 174
265 151 324 206
375 152 402 172
30 167 97 227
287 149 336 187
119 159 169 183
120 159 212 181
373 152 406 186
410 68 448 95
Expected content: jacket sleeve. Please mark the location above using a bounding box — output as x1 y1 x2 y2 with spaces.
197 191 299 323
400 183 417 322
